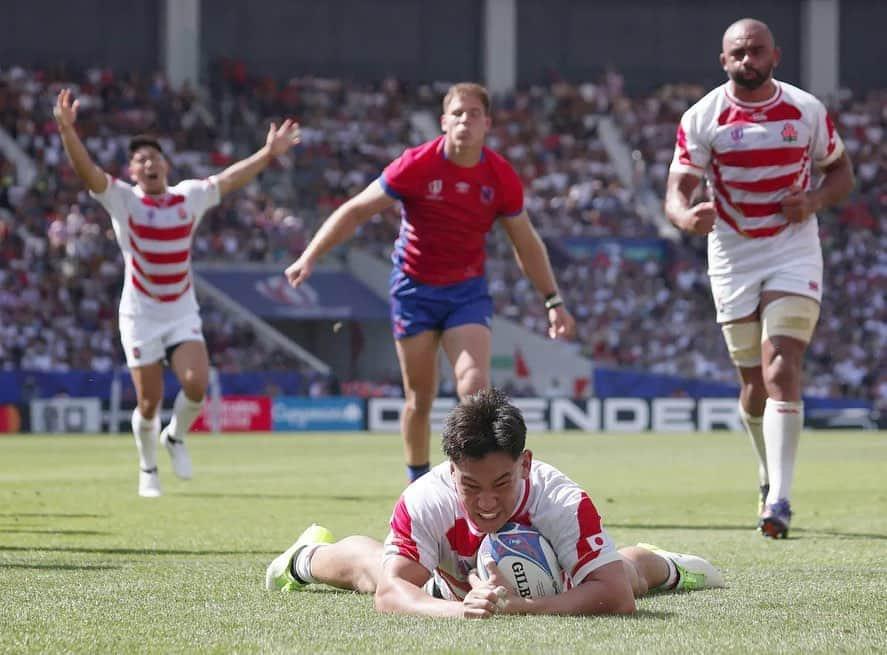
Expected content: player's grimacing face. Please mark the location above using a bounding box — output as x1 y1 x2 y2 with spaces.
451 450 532 533
441 93 490 147
720 29 780 91
129 146 169 194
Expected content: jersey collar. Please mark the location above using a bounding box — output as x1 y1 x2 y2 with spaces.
724 80 783 111
439 136 486 164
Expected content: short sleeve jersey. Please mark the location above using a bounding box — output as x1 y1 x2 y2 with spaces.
670 81 843 239
382 460 621 601
90 176 220 320
380 136 524 286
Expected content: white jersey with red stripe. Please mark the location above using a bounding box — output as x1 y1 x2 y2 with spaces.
382 460 621 601
670 81 844 274
90 175 220 320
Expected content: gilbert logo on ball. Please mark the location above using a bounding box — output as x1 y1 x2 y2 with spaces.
477 523 563 598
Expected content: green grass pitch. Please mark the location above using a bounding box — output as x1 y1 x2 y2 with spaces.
1 430 885 654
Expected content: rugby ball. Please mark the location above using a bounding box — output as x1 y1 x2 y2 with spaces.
477 523 563 598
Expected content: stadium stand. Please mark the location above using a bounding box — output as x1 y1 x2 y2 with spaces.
0 63 883 408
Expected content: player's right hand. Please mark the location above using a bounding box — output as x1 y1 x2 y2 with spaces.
284 257 312 287
682 201 716 235
53 89 79 128
461 574 506 619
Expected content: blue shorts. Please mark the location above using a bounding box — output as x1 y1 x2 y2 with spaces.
389 270 493 340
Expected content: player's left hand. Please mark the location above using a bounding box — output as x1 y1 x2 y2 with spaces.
780 183 818 223
266 119 301 158
548 305 576 340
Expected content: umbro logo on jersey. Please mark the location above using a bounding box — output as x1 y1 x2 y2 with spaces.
752 112 768 121
455 181 470 194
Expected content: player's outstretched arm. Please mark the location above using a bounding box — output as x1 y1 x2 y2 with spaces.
214 119 300 198
374 555 502 619
482 558 636 616
664 171 715 236
53 89 107 195
284 180 396 287
499 212 576 340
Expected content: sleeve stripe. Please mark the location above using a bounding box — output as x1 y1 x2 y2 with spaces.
378 175 403 200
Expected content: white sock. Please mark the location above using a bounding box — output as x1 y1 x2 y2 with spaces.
738 403 768 486
293 543 327 584
132 409 160 470
762 399 803 504
657 556 679 590
167 390 204 441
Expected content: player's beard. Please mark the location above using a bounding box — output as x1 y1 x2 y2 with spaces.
730 64 772 90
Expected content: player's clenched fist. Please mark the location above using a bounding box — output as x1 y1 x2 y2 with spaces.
461 584 507 619
780 183 818 223
681 201 716 235
284 257 312 287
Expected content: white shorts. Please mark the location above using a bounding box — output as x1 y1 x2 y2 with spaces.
708 230 823 323
119 312 205 368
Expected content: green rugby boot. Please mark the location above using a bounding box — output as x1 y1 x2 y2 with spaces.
265 524 335 591
637 543 725 591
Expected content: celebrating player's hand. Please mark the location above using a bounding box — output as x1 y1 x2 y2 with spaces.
284 255 313 288
548 305 576 340
266 119 301 158
681 201 716 235
780 183 817 223
53 89 79 129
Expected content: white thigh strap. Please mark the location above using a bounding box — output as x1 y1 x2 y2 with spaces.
721 321 762 368
761 296 820 343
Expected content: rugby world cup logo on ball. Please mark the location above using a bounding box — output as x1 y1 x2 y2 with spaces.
477 523 563 598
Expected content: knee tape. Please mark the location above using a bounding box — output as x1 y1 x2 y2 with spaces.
761 296 820 343
721 321 762 367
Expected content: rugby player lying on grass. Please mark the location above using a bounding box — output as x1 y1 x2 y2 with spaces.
266 389 724 618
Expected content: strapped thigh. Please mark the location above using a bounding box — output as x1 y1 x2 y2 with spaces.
761 296 820 343
721 321 762 368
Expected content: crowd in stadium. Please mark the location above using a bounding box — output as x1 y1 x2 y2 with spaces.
0 63 883 408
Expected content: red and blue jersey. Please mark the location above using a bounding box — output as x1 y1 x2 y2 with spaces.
380 135 524 286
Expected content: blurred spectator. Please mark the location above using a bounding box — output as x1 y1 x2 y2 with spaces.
0 64 882 405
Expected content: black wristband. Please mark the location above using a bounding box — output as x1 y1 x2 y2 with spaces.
544 293 563 310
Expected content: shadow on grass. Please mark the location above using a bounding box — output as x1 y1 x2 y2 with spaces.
0 562 121 571
0 545 270 556
629 609 676 620
607 523 749 532
0 529 110 536
790 528 887 540
179 492 394 502
608 522 887 540
0 513 107 518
